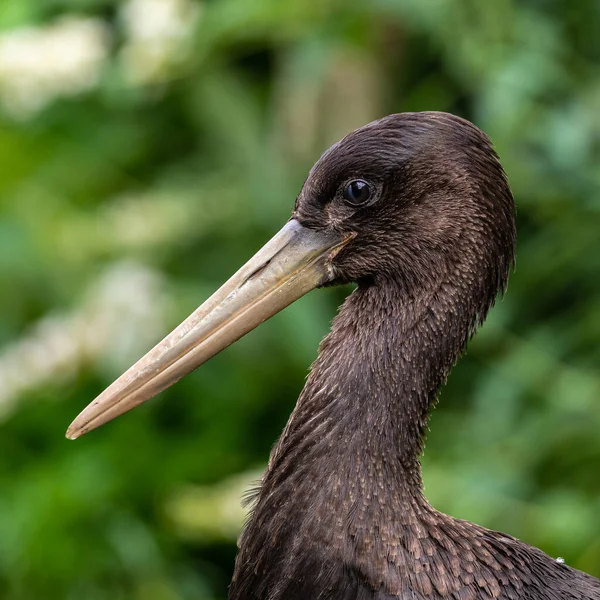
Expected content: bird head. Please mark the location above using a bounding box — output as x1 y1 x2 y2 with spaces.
294 112 515 292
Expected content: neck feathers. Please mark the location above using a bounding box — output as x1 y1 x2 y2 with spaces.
277 273 486 476
231 273 496 599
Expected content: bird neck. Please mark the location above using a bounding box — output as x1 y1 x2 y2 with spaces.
231 276 488 599
274 276 474 489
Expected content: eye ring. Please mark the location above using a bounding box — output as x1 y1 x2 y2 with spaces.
343 179 372 206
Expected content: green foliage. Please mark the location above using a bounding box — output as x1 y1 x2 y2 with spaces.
0 0 598 597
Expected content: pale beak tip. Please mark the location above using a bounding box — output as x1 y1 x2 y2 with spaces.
65 422 84 440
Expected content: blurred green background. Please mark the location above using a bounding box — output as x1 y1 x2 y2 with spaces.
0 0 599 598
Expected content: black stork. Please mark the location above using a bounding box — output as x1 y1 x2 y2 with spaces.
67 112 600 600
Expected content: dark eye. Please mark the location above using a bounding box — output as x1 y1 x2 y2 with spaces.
343 180 371 206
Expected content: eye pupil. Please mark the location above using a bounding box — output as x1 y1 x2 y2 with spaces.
343 180 371 205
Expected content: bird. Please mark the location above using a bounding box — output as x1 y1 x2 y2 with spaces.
67 112 600 599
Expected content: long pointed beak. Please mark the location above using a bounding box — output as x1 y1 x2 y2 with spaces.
66 219 349 439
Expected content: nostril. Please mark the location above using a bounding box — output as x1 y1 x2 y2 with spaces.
241 258 273 286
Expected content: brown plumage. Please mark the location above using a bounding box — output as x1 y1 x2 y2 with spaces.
227 113 600 599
